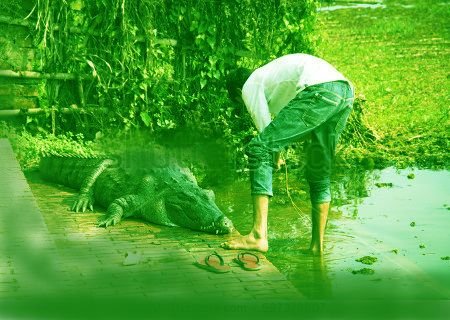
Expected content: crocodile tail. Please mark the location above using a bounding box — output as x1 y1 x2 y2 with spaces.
39 155 108 189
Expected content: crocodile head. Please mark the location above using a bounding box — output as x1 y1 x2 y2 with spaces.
160 167 234 234
200 215 234 235
164 188 234 234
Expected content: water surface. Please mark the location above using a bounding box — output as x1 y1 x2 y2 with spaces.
215 167 450 299
317 0 386 12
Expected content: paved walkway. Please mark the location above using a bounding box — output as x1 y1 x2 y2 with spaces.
0 139 303 319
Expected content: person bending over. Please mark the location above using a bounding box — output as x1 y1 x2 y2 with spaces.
221 53 354 254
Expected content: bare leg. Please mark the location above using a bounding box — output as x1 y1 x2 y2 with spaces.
309 202 330 255
220 195 269 252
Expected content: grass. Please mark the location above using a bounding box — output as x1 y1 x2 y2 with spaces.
316 0 449 168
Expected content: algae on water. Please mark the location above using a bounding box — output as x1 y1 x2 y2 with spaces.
352 268 375 275
355 256 378 265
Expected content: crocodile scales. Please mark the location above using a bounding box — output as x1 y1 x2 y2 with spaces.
39 155 234 234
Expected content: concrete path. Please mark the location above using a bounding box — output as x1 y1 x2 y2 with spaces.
0 138 304 319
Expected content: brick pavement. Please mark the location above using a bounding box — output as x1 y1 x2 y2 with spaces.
0 138 304 319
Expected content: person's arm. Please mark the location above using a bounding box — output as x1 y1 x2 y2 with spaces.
242 80 271 132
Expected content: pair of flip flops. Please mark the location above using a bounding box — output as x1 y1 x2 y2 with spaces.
194 252 261 273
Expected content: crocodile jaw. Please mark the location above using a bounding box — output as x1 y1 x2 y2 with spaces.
200 216 234 234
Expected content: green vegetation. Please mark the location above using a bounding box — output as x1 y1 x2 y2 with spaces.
33 0 315 138
1 0 448 172
1 0 318 171
0 122 96 170
317 0 449 169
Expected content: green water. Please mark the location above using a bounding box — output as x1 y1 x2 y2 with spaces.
214 167 450 299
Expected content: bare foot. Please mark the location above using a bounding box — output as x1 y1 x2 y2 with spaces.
220 233 268 252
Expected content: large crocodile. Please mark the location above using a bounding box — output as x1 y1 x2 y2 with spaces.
39 155 234 234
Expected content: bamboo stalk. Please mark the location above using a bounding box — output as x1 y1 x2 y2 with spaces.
77 76 86 108
0 105 107 117
0 15 31 28
0 15 177 46
51 106 55 135
0 69 86 81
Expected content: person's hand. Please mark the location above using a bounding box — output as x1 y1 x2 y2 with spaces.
273 152 285 170
276 157 285 170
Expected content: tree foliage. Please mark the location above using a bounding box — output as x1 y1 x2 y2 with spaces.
34 0 317 139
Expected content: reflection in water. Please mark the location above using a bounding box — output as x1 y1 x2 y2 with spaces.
332 169 375 206
288 254 332 299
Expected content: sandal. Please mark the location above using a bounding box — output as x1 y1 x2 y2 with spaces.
233 252 261 271
194 252 231 274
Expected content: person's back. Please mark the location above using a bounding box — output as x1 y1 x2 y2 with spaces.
242 53 350 132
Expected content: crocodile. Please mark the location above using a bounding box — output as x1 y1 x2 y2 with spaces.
39 155 234 234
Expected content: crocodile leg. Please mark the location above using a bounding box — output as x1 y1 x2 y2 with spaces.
97 194 142 228
72 159 115 212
